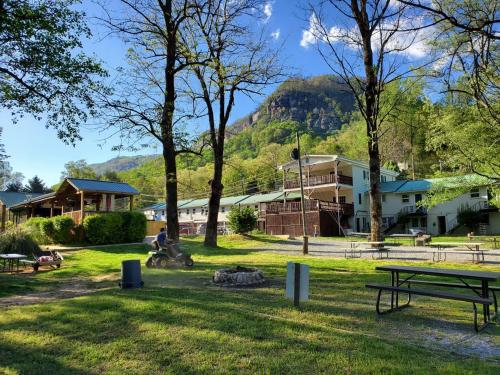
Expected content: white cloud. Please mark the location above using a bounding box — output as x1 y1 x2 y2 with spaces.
300 12 433 59
271 28 280 40
263 2 272 22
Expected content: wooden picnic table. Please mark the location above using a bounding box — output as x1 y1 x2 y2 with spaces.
430 242 485 263
0 253 27 272
366 265 500 331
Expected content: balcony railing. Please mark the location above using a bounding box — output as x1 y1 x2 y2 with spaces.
284 174 353 189
266 200 354 216
400 205 427 215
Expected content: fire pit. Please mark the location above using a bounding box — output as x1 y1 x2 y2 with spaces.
213 266 265 287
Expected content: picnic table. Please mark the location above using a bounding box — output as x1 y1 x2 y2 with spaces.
430 242 485 263
0 253 27 272
387 233 418 246
366 265 499 331
345 241 389 259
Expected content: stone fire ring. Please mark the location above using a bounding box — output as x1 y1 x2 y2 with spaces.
213 267 265 287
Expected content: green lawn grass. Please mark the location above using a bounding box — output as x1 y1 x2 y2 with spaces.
0 234 499 374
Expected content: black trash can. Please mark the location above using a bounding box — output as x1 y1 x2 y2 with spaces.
119 259 144 289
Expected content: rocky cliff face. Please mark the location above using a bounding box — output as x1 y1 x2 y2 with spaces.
229 75 355 135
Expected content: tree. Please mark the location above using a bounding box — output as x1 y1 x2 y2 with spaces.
98 0 201 241
0 0 107 143
61 160 97 180
228 206 257 234
5 180 22 192
23 175 51 193
99 170 122 182
184 0 282 247
304 0 426 240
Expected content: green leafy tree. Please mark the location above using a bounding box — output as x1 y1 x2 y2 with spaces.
0 0 107 143
228 206 257 235
61 160 97 180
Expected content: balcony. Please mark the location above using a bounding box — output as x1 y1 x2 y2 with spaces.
266 200 354 216
284 173 353 189
400 205 427 216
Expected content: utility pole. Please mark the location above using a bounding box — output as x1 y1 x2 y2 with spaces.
295 132 308 255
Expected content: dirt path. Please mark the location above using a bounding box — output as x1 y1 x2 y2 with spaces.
0 275 117 308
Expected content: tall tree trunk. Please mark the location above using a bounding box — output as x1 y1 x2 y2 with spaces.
161 0 179 241
355 0 383 241
204 147 223 247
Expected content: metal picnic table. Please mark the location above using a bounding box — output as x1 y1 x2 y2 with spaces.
345 241 388 259
430 242 485 263
387 233 418 246
366 265 500 331
0 253 27 272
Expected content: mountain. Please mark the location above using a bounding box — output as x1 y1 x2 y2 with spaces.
228 75 355 136
90 155 159 174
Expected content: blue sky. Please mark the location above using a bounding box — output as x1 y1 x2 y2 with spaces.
2 1 337 186
1 1 427 186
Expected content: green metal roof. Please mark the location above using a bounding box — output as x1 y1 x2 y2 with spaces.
180 198 208 208
220 195 250 206
285 192 302 200
67 178 139 195
367 175 492 194
238 192 284 205
0 192 43 208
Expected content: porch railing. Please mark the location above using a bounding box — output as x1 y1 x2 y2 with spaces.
266 200 354 215
284 174 353 189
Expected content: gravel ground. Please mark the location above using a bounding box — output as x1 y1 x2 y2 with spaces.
259 238 500 264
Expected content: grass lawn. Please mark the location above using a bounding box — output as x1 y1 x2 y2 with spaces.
0 234 499 374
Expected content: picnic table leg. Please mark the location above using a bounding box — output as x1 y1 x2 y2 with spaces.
396 272 400 308
481 280 490 324
391 271 395 310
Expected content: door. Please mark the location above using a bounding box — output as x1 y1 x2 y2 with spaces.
415 193 422 204
437 216 446 234
356 218 360 232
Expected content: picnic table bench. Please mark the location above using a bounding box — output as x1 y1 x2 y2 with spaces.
366 265 499 331
430 242 486 263
468 235 499 249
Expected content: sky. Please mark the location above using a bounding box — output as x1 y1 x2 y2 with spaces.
1 0 428 186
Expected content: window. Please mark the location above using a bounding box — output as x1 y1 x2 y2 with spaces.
358 193 362 205
470 188 480 198
363 170 368 180
186 209 190 215
402 194 409 203
382 194 386 202
254 205 258 210
192 209 196 214
201 209 204 215
339 196 346 204
221 207 225 213
381 175 387 182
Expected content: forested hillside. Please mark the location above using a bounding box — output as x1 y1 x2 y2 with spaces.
82 75 497 208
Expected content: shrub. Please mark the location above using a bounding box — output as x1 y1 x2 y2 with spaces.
51 216 75 244
121 211 147 242
0 228 41 255
228 206 257 234
40 219 55 240
24 217 51 244
83 213 123 245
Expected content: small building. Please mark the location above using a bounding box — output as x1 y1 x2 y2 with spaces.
9 178 139 225
361 176 498 235
0 192 44 231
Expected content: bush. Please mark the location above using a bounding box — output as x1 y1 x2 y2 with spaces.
83 213 123 245
228 206 257 234
0 228 41 255
51 216 75 244
121 211 147 242
24 217 51 244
